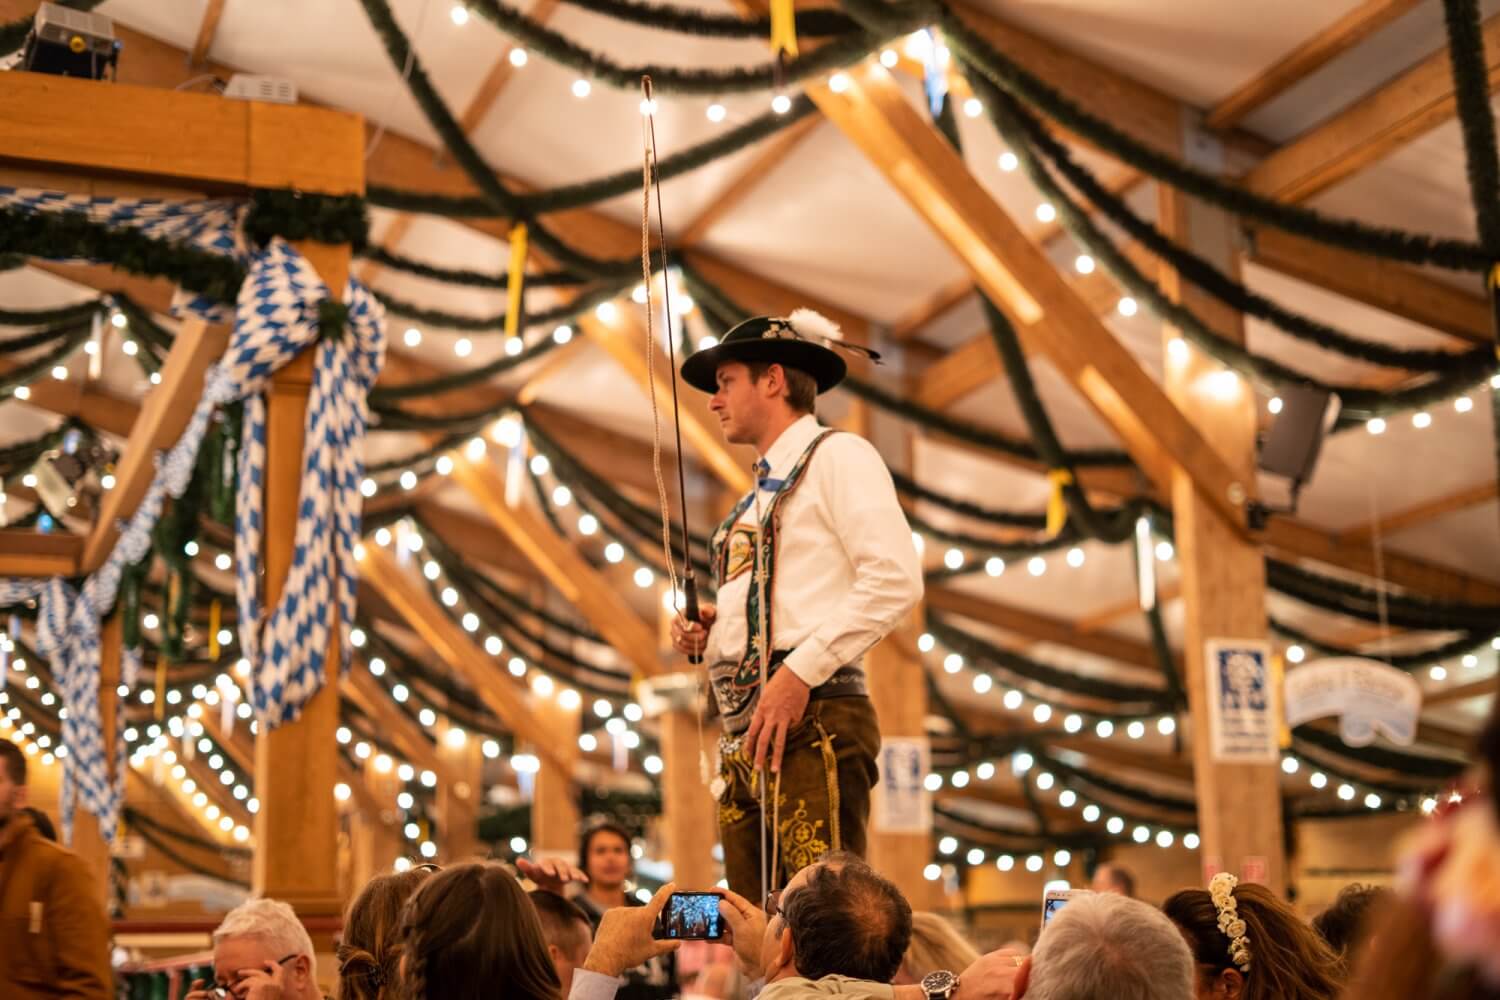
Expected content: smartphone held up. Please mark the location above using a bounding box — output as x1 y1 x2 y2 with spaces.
653 891 726 941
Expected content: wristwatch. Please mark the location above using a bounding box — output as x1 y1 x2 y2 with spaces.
920 970 960 1000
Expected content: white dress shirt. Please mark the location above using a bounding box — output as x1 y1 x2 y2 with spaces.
706 414 923 687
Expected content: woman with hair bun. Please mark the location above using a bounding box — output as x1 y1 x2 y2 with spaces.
1163 874 1340 1000
336 867 434 1000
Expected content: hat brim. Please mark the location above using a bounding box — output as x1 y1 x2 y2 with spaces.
680 338 846 395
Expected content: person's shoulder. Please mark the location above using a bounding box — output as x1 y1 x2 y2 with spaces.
815 430 886 468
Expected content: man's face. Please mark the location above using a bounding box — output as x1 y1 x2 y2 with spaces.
584 831 631 888
0 759 26 824
1090 866 1122 895
211 936 310 998
709 361 772 446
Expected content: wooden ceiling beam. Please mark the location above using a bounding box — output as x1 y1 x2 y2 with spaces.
1425 675 1498 707
1074 581 1182 636
1340 480 1498 546
679 112 823 247
189 0 229 68
580 311 754 495
1244 227 1492 346
79 319 230 574
343 668 455 784
813 64 1252 530
1206 0 1425 131
0 531 80 576
358 542 572 771
926 584 1168 675
1243 13 1500 203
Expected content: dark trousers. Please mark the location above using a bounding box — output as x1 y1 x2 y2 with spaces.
717 696 881 898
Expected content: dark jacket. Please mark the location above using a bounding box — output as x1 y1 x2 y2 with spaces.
0 812 112 999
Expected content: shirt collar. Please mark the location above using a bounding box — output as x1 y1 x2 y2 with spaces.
759 414 822 477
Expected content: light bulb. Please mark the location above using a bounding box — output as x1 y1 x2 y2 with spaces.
572 78 591 98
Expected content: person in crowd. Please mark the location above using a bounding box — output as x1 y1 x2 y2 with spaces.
893 912 980 986
186 897 322 1000
0 739 112 1000
1010 892 1193 1000
672 310 923 897
569 820 677 999
335 866 434 999
1163 874 1340 1000
1312 883 1391 974
394 861 678 1000
1091 862 1137 898
531 889 596 996
715 851 1025 1000
1339 705 1500 1000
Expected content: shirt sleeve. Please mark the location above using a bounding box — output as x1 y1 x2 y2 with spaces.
781 435 923 688
568 969 622 1000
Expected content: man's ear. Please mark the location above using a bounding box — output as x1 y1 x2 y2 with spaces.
778 923 795 972
1220 969 1244 1000
548 943 564 964
1014 956 1032 999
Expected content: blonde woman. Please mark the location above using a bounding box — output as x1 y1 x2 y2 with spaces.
893 913 981 986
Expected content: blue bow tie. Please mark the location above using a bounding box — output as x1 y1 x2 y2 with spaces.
755 459 784 491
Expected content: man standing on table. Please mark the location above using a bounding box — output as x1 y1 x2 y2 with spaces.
671 309 922 896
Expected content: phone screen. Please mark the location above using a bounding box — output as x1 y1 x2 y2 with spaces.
654 892 725 940
1042 894 1071 925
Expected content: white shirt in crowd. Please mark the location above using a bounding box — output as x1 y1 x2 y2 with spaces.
705 414 924 686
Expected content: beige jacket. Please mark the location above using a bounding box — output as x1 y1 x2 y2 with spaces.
0 813 113 999
759 975 897 1000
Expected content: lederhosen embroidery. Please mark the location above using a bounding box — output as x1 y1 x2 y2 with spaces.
708 429 839 726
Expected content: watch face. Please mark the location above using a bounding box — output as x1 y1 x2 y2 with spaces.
921 970 959 995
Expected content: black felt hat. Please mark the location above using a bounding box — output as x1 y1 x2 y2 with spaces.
680 309 855 394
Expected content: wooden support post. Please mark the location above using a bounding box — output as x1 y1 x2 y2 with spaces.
530 697 580 856
655 604 719 889
438 722 484 863
1159 167 1285 893
252 241 354 915
71 611 121 905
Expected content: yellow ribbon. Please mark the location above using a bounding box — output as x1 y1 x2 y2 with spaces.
208 599 221 661
1045 468 1073 538
770 0 798 57
153 658 167 721
1272 654 1291 749
505 222 529 341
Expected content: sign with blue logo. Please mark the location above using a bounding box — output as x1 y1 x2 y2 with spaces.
1205 640 1279 763
873 738 930 833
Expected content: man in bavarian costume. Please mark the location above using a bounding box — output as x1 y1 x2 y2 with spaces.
671 309 923 897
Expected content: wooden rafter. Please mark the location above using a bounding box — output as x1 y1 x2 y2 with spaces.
1243 13 1500 203
1340 481 1498 545
359 543 571 772
190 0 229 67
1206 0 1425 130
1074 582 1183 636
1425 675 1498 707
0 532 81 576
813 63 1253 530
1245 227 1493 346
679 112 823 247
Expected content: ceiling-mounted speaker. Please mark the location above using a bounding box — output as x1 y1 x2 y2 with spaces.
1258 385 1339 486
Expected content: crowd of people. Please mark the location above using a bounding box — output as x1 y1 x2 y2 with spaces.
4 731 1500 1000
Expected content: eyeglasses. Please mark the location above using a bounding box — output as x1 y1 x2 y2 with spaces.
207 953 300 998
763 890 782 918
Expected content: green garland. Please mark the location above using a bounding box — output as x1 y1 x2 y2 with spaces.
372 279 615 334
1267 559 1500 632
927 611 1174 707
0 320 93 399
980 78 1496 421
913 0 1493 273
358 245 584 288
557 0 856 38
0 207 245 304
470 0 900 95
890 468 1049 529
1294 725 1466 781
243 190 368 249
0 419 84 475
1034 748 1196 815
0 0 107 56
0 298 104 328
1291 742 1454 797
1269 616 1500 672
1006 97 1484 374
1443 0 1500 256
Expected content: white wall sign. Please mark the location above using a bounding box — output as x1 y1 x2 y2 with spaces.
873 737 930 834
1205 639 1279 763
1283 657 1421 747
